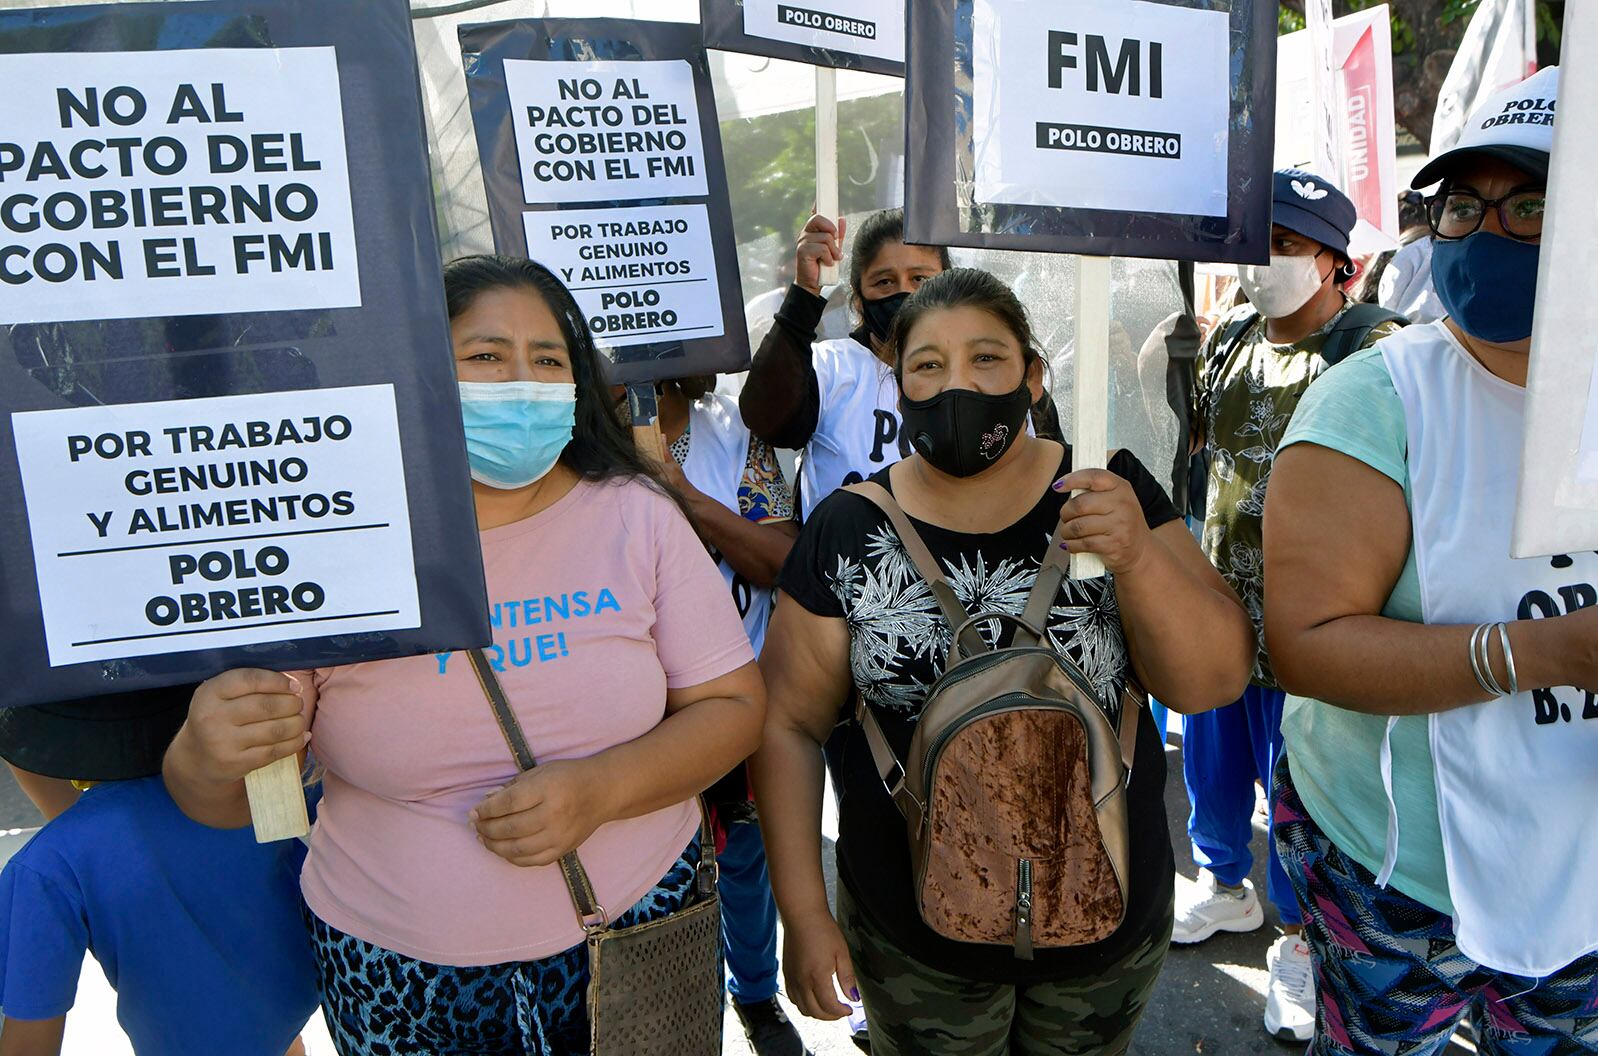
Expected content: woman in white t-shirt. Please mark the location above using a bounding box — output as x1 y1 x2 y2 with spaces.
739 209 951 521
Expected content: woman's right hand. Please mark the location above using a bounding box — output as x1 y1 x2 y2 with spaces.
781 905 858 1021
795 213 846 297
172 669 308 785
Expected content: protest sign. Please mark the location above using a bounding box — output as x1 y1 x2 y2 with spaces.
905 0 1277 263
700 0 905 77
1516 34 1598 555
1277 7 1401 252
0 0 491 709
460 18 749 385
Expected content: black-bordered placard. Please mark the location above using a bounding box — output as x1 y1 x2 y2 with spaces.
460 18 749 386
0 0 491 708
906 0 1276 263
701 0 905 77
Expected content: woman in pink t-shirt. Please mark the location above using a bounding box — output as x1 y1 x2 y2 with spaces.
162 257 765 1054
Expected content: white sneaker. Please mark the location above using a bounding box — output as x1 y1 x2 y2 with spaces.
1264 934 1316 1042
1171 870 1265 944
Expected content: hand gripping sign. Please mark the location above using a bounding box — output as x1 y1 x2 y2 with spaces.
905 0 1277 264
0 0 492 833
700 0 906 77
460 18 749 386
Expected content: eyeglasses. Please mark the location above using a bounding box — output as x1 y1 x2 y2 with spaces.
1427 188 1546 242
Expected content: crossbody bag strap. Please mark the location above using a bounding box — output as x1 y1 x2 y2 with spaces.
465 649 718 927
844 482 984 658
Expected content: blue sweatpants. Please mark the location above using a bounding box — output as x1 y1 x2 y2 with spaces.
1181 684 1301 925
719 820 781 1004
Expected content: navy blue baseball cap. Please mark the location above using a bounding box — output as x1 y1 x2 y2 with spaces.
1271 168 1357 256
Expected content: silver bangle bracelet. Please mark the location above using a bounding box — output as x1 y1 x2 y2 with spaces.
1478 622 1509 697
1468 623 1498 697
1496 622 1520 697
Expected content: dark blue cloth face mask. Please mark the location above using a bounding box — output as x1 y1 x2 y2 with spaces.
1432 231 1541 344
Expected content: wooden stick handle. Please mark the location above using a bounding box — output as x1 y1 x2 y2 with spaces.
1071 255 1113 580
815 65 840 288
245 754 309 843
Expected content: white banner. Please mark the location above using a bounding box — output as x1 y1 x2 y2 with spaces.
1277 7 1401 252
504 58 709 205
0 47 360 324
1515 10 1596 557
740 0 905 66
523 203 725 347
970 0 1231 218
10 385 419 666
1432 0 1538 160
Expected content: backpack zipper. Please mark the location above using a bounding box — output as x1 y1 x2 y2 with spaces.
1015 858 1035 960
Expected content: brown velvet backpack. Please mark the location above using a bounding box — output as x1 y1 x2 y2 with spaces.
845 482 1142 959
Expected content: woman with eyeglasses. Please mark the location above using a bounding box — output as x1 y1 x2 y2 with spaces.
1263 68 1598 1053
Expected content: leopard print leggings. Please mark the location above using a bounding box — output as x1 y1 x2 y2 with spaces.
305 840 699 1056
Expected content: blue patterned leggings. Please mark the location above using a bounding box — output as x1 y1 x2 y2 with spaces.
1274 759 1598 1056
306 840 700 1056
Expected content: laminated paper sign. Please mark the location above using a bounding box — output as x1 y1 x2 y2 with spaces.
461 18 749 385
0 0 491 708
700 0 906 76
906 0 1277 263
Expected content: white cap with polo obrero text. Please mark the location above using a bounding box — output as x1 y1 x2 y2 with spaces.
1414 65 1558 188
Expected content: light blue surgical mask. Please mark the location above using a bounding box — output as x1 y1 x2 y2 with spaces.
458 381 576 490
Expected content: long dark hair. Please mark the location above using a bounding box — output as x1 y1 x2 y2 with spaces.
848 208 952 308
443 254 682 505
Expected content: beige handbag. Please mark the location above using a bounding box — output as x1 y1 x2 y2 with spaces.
468 649 723 1055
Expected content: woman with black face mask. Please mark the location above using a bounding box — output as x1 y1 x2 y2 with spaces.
739 209 953 522
750 268 1253 1054
1265 68 1598 1052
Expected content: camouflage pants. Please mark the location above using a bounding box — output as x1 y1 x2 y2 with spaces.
836 883 1170 1056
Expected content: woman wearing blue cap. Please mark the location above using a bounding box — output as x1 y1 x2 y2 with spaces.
1266 67 1598 1053
1177 167 1406 1043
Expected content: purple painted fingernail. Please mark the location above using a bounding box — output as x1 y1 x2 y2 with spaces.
850 988 860 1000
1059 541 1070 551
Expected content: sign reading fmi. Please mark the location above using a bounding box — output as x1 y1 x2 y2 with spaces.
971 0 1229 217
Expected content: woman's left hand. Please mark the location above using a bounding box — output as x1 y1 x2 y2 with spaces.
1052 468 1152 576
469 759 609 867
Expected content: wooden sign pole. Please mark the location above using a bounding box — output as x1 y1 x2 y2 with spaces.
628 381 667 465
815 65 841 287
1071 255 1113 579
246 753 308 843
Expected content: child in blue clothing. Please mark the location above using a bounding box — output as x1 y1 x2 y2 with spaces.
0 688 319 1056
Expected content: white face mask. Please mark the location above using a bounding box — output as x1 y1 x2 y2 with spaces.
1237 253 1330 318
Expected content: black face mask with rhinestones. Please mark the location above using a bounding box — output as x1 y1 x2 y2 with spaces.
899 380 1032 478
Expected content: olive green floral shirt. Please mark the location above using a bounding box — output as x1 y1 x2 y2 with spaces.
1194 301 1404 687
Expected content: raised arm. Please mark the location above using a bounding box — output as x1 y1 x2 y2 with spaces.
747 594 858 1021
740 214 845 448
1263 443 1598 714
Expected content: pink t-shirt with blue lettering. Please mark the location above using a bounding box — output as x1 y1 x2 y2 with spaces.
296 477 754 966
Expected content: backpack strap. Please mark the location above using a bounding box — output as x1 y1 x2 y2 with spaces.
844 482 984 658
1320 303 1407 366
1117 682 1144 773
